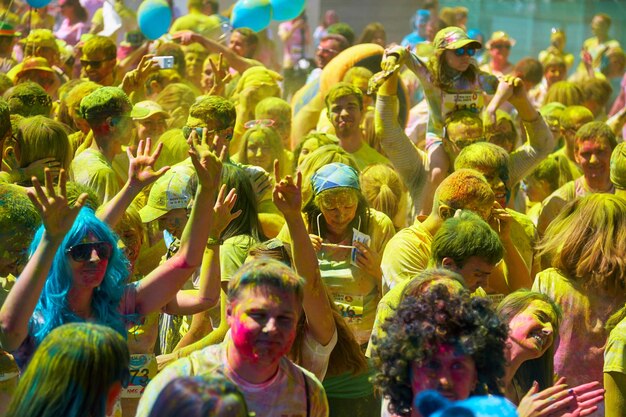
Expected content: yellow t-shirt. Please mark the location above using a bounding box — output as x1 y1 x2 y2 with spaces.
380 220 433 293
278 209 396 345
350 141 391 171
70 148 124 204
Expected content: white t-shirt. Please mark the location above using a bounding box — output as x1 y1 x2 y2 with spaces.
136 341 329 417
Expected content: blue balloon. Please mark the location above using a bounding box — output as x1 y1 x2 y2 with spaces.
231 0 272 33
270 0 305 21
137 0 172 41
26 0 51 8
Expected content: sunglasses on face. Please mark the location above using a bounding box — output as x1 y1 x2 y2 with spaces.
182 125 233 141
454 47 476 57
244 119 275 129
491 44 511 50
80 58 112 69
65 241 113 262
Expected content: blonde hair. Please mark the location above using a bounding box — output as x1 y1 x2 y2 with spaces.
15 116 71 172
236 125 287 175
537 194 626 291
360 164 405 228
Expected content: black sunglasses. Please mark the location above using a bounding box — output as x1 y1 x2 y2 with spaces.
65 241 113 262
80 58 112 69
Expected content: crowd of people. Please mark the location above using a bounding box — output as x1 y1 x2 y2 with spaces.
0 0 625 416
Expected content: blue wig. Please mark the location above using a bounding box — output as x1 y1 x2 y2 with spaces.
27 207 131 345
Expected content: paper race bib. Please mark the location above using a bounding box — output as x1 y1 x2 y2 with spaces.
121 354 157 398
441 91 484 118
351 228 372 267
333 293 364 323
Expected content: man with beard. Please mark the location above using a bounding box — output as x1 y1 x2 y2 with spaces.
80 35 118 86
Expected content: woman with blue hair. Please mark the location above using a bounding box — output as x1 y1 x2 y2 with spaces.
0 133 226 368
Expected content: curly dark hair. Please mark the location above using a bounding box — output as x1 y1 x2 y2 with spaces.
373 285 508 417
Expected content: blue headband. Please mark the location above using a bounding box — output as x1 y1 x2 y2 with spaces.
311 163 360 195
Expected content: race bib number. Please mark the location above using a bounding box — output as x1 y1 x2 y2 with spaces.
333 293 364 323
121 354 158 398
351 228 372 267
441 91 483 118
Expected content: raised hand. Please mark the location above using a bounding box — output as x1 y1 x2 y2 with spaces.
171 30 198 45
127 138 170 189
209 184 242 238
489 201 514 241
136 53 160 83
560 380 604 417
272 159 303 218
517 381 574 417
188 128 226 189
26 169 88 241
517 379 604 417
207 53 232 97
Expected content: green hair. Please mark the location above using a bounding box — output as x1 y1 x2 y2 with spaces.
79 87 131 124
6 323 129 417
575 120 617 149
254 96 291 120
327 22 355 45
325 82 364 111
544 81 583 107
82 35 116 61
188 95 236 129
0 183 40 274
431 210 503 267
15 115 71 172
4 82 52 117
455 142 510 185
559 105 593 131
0 96 10 139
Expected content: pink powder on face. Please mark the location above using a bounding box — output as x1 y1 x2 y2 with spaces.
228 287 299 365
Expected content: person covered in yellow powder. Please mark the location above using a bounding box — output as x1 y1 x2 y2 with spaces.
380 169 505 293
70 87 133 203
279 162 395 346
374 26 499 214
603 154 626 414
368 210 504 358
169 0 222 39
324 82 389 171
79 35 119 87
537 121 617 237
234 124 291 178
0 184 41 416
538 28 574 71
229 66 283 154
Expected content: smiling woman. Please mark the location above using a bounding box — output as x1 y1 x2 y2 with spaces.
497 290 605 417
496 290 561 399
291 162 396 346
